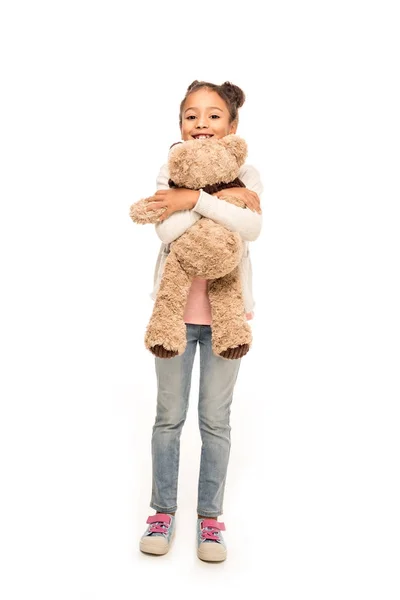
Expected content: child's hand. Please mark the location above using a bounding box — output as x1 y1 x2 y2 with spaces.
145 188 200 221
213 187 262 214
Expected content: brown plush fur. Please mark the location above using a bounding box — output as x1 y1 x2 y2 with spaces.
129 134 252 359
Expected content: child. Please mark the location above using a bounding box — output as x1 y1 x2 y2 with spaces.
139 80 263 562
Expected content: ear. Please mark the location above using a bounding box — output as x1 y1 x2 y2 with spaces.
229 120 238 135
219 134 248 167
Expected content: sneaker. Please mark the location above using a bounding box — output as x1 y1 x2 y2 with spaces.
196 518 227 562
139 513 176 555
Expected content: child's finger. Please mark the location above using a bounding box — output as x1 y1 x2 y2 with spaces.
158 210 169 221
245 192 261 213
146 202 163 211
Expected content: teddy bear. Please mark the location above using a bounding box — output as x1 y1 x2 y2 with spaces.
129 134 253 360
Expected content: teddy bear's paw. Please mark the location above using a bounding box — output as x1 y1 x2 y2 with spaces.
211 318 252 359
145 322 187 358
219 343 250 360
129 199 166 224
150 345 179 359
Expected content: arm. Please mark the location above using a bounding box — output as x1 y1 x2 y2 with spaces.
154 164 202 244
193 164 264 242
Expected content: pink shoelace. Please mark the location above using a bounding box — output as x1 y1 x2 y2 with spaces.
200 519 226 541
146 514 171 534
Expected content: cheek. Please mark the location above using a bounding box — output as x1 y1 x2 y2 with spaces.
219 124 231 136
181 123 192 136
219 120 231 131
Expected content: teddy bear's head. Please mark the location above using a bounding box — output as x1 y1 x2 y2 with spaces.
168 134 247 189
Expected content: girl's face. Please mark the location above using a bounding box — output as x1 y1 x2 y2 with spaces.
180 88 237 141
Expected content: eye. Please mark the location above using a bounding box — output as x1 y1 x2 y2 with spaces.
211 115 220 119
186 115 196 120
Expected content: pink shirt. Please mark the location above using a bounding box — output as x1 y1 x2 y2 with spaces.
183 278 253 325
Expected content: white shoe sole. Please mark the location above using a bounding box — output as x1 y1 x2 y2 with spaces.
197 543 227 562
140 528 175 555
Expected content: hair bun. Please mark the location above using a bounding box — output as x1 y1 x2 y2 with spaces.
187 80 201 92
221 81 246 108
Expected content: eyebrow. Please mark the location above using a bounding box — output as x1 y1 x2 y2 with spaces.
184 106 224 114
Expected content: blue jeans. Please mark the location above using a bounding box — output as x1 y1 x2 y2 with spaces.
150 324 242 517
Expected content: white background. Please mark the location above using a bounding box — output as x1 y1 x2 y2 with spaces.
1 1 399 598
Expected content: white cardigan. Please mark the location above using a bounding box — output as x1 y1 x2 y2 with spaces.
150 162 263 314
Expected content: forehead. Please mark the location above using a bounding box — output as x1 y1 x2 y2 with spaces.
183 88 228 111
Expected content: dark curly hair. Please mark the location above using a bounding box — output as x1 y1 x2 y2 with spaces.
179 80 246 129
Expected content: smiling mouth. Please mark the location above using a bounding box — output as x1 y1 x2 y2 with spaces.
192 134 214 139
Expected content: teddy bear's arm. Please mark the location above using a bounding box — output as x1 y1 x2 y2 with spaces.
154 163 202 244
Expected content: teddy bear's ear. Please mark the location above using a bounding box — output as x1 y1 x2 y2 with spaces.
169 141 183 151
219 134 248 167
168 141 184 159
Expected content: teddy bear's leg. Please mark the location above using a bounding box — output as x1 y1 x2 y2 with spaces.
208 266 252 360
145 250 192 359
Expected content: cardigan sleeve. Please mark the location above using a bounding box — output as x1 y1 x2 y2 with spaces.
192 164 263 242
154 163 202 244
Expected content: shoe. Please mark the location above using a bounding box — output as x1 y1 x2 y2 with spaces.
196 518 227 562
139 513 176 555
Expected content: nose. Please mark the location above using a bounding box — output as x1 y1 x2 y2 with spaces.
196 115 208 128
